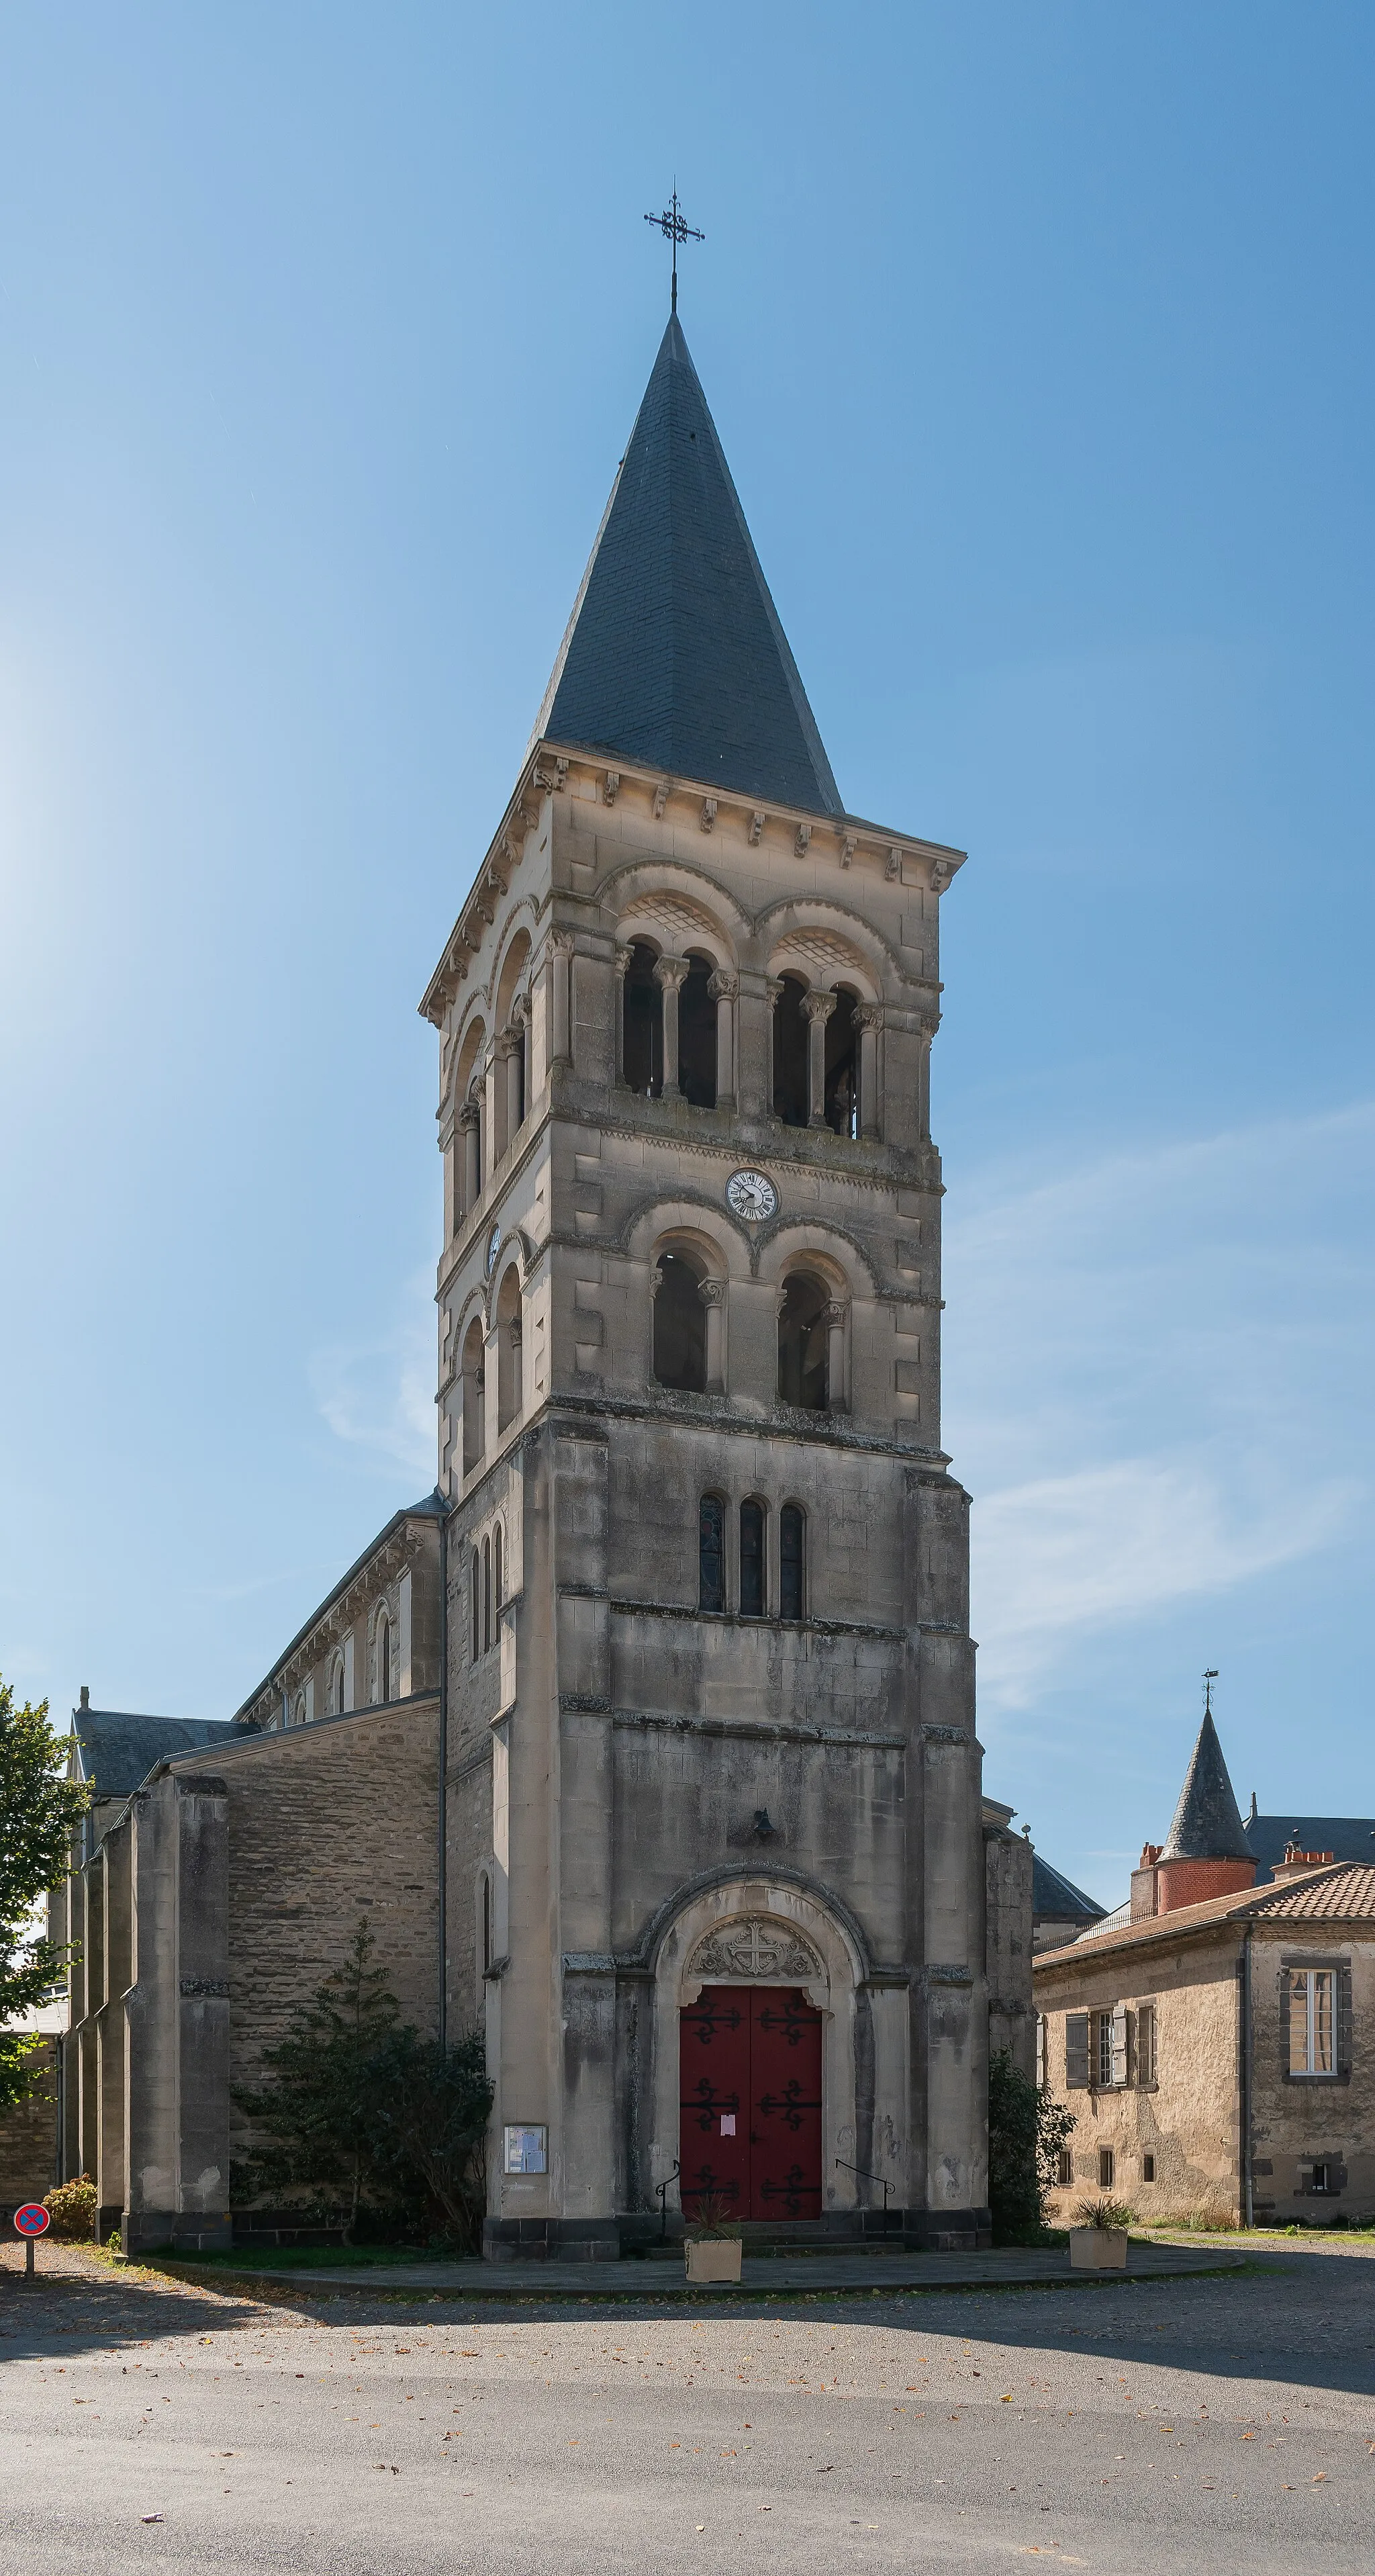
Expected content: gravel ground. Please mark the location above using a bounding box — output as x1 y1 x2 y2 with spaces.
3 2236 1374 2573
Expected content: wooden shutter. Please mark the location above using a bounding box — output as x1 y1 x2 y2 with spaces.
1110 2007 1129 2088
1065 2013 1090 2089
1337 1964 1354 2084
1279 1966 1293 2076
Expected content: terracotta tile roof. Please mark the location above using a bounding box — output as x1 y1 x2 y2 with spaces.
1033 1860 1375 1972
1247 1862 1375 1921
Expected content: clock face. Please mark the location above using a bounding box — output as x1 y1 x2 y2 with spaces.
485 1225 502 1277
726 1168 778 1224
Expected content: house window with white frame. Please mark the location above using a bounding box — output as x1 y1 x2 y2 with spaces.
1289 1968 1336 2076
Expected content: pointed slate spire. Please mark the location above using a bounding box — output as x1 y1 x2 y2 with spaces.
530 315 843 817
1159 1711 1251 1862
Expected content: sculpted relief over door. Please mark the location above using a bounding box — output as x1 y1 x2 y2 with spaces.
684 1915 823 1986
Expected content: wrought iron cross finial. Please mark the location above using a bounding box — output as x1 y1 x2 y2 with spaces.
1203 1668 1219 1716
644 186 704 314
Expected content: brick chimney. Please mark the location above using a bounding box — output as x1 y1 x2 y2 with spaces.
1270 1842 1335 1882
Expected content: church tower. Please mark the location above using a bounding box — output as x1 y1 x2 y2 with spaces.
422 312 988 2255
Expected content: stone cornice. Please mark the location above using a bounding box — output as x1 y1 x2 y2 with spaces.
418 739 966 1030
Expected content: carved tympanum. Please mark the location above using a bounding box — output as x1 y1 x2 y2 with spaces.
685 1915 822 1985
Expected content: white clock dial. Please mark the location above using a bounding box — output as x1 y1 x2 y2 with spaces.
726 1168 778 1224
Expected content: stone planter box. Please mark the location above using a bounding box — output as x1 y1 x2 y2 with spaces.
1069 2227 1129 2271
685 2238 743 2284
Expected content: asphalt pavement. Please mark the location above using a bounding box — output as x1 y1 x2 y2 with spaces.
3 2236 1373 2573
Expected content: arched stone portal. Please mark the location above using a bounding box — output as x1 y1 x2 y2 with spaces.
643 1878 909 2225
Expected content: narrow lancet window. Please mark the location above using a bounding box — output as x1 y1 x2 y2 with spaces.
699 1494 726 1613
740 1500 765 1618
779 1505 805 1622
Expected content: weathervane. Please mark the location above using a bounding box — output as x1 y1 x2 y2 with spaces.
643 186 704 315
1203 1668 1219 1717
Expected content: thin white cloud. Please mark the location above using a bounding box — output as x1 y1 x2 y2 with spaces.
309 1268 436 1479
974 1449 1358 1708
946 1101 1375 1711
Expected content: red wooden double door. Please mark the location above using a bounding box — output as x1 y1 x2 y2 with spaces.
679 1985 822 2221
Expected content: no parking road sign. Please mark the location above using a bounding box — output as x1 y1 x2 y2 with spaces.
13 2202 50 2276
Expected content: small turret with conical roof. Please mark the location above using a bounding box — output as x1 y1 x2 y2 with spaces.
1131 1700 1258 1919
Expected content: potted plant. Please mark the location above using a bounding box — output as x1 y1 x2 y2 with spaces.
1069 2195 1134 2270
683 2192 743 2284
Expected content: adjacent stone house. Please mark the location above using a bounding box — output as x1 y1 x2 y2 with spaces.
1035 1714 1375 2226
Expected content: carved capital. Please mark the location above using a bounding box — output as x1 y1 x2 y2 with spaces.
697 1277 726 1309
763 976 784 1009
852 1002 884 1033
614 942 634 980
548 928 575 959
822 1300 849 1330
801 987 838 1026
459 1100 480 1132
706 969 739 1003
653 954 690 993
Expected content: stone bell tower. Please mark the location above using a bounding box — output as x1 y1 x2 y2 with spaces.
421 309 988 2258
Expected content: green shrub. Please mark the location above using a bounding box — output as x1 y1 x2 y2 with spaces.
988 2050 1077 2244
44 2174 97 2240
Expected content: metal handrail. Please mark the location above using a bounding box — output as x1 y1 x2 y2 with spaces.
835 2157 892 2214
657 2162 681 2241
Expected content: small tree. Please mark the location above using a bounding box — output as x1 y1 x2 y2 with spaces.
988 2048 1077 2242
363 2027 493 2250
233 1919 400 2238
0 1677 89 2111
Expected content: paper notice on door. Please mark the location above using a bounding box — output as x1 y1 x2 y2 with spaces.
719 2113 736 2136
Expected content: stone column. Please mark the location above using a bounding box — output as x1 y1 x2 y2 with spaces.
613 944 632 1089
802 987 837 1128
499 1031 522 1154
763 976 784 1117
460 1101 481 1215
699 1277 726 1393
483 1045 501 1171
653 956 689 1095
823 1300 849 1412
708 969 738 1110
854 1003 884 1141
547 931 573 1070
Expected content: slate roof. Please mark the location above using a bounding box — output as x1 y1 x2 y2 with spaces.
71 1709 232 1802
530 314 843 818
1032 1855 1106 1924
1035 1860 1375 1970
1245 1812 1375 1884
231 1489 448 1724
1159 1710 1251 1861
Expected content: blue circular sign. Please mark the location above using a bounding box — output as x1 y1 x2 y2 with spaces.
13 2203 50 2237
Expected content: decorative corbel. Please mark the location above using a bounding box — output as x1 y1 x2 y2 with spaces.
837 832 856 868
794 823 812 858
700 798 718 833
603 771 620 807
749 811 765 846
653 781 670 819
555 757 569 790
886 845 902 881
930 856 953 894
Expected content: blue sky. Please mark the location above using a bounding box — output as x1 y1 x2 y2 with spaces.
1 4 1371 1902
